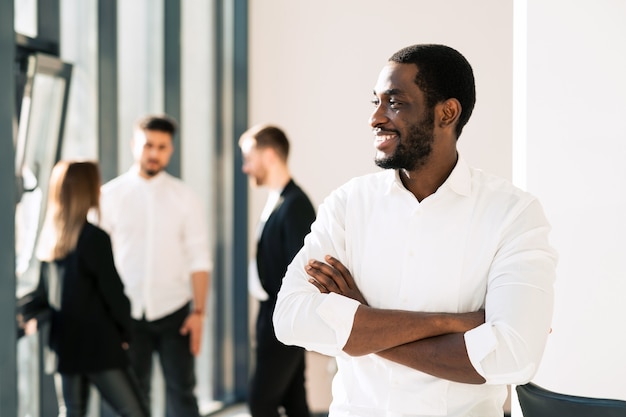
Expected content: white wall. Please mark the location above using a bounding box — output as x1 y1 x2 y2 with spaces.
521 0 626 402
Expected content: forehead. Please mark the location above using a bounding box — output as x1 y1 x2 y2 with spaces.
135 128 172 144
374 62 421 96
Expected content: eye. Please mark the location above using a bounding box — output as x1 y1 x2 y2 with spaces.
389 99 402 109
371 97 380 106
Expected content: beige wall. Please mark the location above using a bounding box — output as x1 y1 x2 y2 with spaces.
248 0 514 215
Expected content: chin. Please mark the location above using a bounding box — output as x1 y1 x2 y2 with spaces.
374 156 396 170
144 168 162 177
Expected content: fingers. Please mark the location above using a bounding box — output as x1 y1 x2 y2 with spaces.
305 259 345 294
190 331 201 356
324 255 356 288
308 278 330 294
180 316 202 356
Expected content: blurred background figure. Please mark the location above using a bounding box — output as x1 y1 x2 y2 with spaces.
21 160 148 417
239 124 316 417
99 114 212 417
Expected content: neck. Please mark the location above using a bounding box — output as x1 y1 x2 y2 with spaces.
266 166 291 191
400 149 458 202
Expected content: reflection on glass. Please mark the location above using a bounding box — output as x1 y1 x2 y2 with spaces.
15 73 66 297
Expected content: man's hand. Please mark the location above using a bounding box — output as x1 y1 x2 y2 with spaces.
306 255 368 305
180 311 204 356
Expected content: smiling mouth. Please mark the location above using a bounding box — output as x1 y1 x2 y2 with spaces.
373 131 398 150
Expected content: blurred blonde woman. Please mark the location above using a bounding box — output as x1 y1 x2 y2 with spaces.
28 160 149 417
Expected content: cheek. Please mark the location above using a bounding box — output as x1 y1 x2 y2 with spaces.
246 160 260 173
159 149 174 161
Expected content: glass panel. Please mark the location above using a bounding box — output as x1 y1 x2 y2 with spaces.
16 69 67 297
14 0 38 38
17 333 40 417
15 53 73 417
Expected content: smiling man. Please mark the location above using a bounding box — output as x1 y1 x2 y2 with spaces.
273 44 558 417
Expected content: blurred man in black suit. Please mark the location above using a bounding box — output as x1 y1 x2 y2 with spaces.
240 124 316 417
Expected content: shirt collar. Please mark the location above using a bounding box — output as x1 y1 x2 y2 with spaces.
444 155 472 197
387 155 472 198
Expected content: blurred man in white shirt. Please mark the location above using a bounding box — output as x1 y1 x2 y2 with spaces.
99 114 211 417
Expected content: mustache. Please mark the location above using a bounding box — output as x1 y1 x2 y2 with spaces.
372 127 399 136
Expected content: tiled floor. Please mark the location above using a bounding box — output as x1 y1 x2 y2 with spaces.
203 350 334 417
208 403 250 417
209 403 328 417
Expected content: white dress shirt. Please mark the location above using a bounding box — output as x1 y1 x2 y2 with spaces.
99 168 212 321
274 157 557 417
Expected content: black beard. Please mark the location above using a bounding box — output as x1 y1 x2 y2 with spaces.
141 166 163 177
375 120 434 171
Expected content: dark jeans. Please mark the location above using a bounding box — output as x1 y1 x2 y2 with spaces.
56 367 149 417
130 304 200 417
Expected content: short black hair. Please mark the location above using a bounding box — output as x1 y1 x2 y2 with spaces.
389 44 476 138
240 125 290 161
135 114 178 135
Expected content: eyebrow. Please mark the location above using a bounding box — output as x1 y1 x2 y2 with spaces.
373 88 403 96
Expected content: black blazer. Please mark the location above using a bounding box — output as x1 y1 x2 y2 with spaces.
255 179 315 351
256 179 316 301
26 222 132 374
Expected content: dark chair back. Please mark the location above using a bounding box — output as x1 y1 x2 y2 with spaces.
516 382 626 417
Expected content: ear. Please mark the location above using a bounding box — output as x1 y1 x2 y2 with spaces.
260 146 276 164
437 98 461 130
265 147 280 163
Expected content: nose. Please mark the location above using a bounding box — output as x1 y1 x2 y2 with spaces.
369 104 387 128
147 147 159 157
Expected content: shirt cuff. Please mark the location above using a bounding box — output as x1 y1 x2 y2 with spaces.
464 322 498 378
316 292 361 349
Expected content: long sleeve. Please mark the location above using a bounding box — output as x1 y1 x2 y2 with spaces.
274 184 361 356
464 198 557 384
81 225 132 343
182 191 212 274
